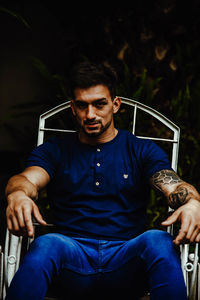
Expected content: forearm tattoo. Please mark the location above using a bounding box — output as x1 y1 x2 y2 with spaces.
151 170 182 189
168 186 188 208
150 170 189 209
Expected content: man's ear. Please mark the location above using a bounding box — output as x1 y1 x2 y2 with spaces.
113 97 121 114
70 101 76 116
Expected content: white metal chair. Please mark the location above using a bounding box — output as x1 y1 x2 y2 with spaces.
0 97 199 299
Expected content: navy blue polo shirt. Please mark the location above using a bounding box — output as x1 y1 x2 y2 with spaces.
26 129 172 240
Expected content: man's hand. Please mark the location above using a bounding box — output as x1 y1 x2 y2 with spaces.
6 190 46 237
162 199 200 245
5 166 50 237
150 169 200 245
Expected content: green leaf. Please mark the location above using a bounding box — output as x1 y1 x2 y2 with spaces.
0 6 30 29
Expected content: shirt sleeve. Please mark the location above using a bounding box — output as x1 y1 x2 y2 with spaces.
141 139 173 180
26 137 61 179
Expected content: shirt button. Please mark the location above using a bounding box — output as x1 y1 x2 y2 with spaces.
95 182 100 186
97 163 100 167
97 148 101 152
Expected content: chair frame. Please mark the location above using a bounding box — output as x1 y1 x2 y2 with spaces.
1 97 199 299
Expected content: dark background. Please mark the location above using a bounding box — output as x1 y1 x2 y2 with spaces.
1 0 200 246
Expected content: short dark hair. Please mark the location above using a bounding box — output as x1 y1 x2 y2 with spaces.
68 61 118 100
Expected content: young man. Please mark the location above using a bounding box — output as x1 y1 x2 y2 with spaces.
5 62 200 299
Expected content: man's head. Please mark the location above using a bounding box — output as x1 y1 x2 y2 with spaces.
69 62 121 144
68 61 118 100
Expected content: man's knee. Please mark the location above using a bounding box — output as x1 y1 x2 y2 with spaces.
16 233 77 281
23 233 75 267
142 229 174 247
140 230 180 264
30 233 73 252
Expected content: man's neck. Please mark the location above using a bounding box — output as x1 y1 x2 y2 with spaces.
78 128 118 145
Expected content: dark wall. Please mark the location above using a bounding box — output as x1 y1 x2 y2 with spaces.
1 0 200 244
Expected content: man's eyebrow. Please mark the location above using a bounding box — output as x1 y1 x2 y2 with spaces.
74 99 85 103
74 98 107 103
94 98 107 102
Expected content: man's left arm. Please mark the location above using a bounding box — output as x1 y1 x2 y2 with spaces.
150 169 200 245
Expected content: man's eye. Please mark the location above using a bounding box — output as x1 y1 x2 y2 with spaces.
76 102 87 109
95 102 106 108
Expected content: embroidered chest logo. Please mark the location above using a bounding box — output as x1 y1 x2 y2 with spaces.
123 174 129 179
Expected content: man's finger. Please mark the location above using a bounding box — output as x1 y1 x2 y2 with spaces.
189 225 200 243
195 232 200 242
161 210 179 226
23 207 34 237
33 205 47 226
186 222 197 241
7 216 14 232
11 215 21 232
7 213 23 236
14 209 26 229
173 217 191 245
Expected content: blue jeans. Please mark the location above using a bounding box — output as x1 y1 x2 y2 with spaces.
6 230 187 300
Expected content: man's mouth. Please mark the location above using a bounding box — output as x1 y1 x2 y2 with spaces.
86 123 99 129
84 121 100 129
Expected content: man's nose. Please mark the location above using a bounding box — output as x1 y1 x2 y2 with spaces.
86 105 96 119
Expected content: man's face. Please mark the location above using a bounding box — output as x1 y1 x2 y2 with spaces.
71 84 121 140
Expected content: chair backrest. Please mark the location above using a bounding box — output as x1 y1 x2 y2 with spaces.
37 97 180 169
1 97 199 300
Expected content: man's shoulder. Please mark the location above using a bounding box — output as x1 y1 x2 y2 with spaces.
44 132 78 146
117 129 161 157
118 129 151 145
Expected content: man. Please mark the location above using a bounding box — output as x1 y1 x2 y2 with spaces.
5 62 200 299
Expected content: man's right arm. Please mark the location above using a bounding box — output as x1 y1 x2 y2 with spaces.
5 166 50 237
